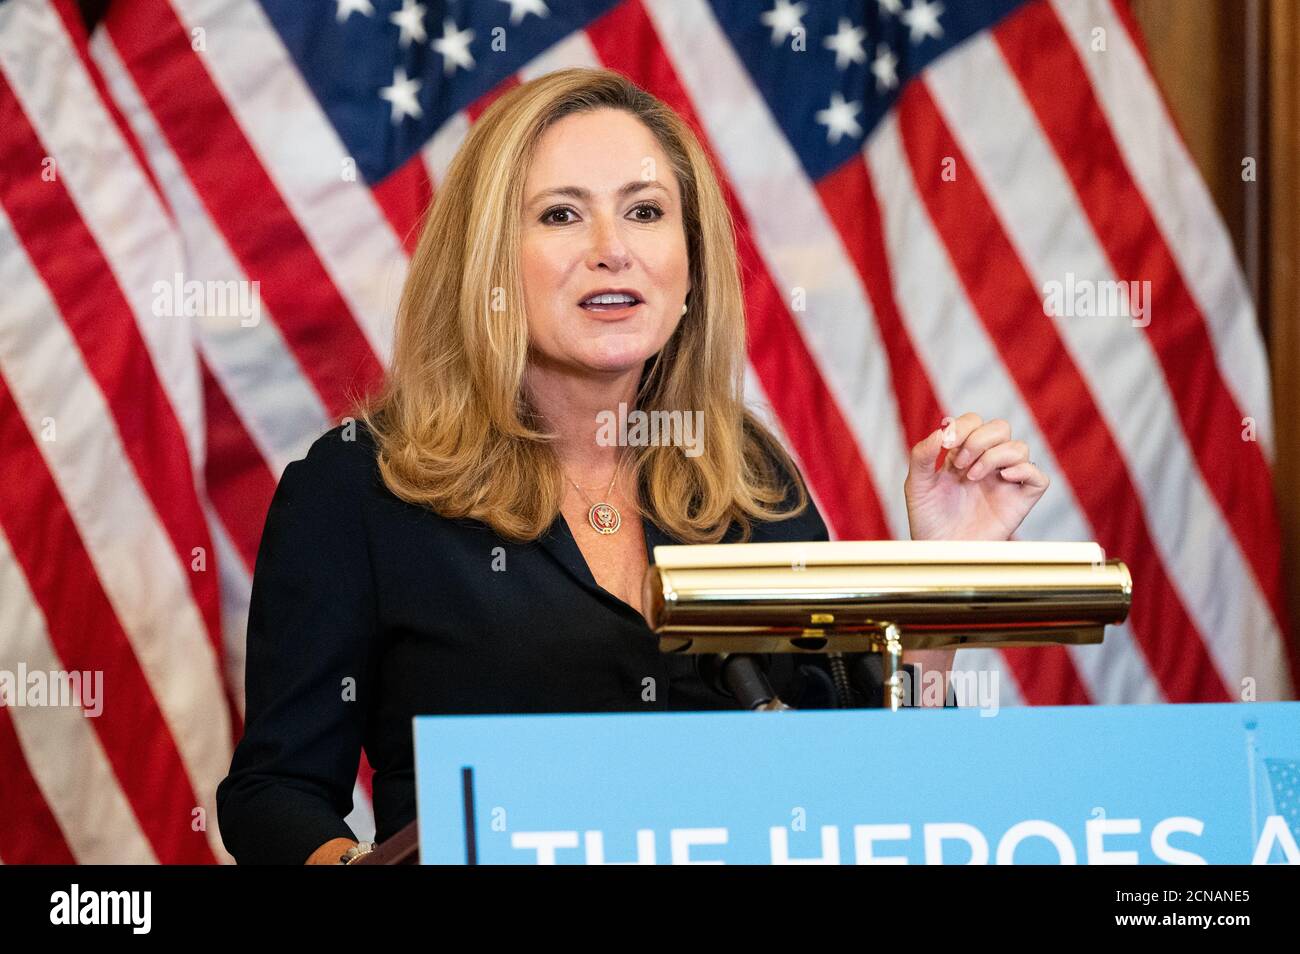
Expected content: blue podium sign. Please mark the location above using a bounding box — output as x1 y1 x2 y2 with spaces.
412 702 1300 865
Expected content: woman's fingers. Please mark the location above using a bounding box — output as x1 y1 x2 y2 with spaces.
910 412 983 476
995 459 1049 490
965 439 1028 482
950 417 1010 471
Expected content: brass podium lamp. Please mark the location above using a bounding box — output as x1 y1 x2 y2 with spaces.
641 541 1132 710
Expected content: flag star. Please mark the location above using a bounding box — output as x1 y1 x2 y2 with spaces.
335 0 374 22
499 0 549 26
379 66 423 123
389 0 427 48
760 0 807 46
823 17 867 71
815 91 862 145
432 17 476 75
901 0 944 44
871 43 899 92
878 0 903 14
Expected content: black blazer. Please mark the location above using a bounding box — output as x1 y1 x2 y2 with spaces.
216 423 839 864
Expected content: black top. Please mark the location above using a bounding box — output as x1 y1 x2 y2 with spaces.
216 423 839 865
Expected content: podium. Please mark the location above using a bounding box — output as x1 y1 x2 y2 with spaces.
358 540 1134 864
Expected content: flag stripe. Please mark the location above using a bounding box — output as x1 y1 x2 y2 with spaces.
201 358 278 575
897 79 1229 701
205 499 250 721
0 707 77 864
421 110 471 186
372 154 432 256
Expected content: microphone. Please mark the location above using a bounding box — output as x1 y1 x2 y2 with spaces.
696 654 790 711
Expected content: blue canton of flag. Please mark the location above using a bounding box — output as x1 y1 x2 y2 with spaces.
263 0 623 183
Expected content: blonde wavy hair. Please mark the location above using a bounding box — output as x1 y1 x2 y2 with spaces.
359 67 810 544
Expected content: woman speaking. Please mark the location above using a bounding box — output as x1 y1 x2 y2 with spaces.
216 68 1049 865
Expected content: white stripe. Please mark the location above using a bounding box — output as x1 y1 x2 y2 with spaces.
205 502 249 719
923 39 1289 698
421 111 471 188
866 115 1160 704
744 362 782 439
0 2 204 471
0 205 233 859
164 0 406 362
0 529 158 864
640 0 913 539
1050 0 1272 457
518 29 602 80
91 31 329 476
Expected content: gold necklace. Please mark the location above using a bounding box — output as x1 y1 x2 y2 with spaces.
564 450 627 535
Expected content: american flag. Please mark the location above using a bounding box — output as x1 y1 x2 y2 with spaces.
0 0 1292 864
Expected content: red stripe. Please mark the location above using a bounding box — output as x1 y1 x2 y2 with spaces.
0 69 227 682
0 708 77 863
103 1 384 420
373 154 432 256
898 79 1228 702
819 157 1092 706
0 375 217 863
201 359 278 575
586 1 892 541
996 1 1289 644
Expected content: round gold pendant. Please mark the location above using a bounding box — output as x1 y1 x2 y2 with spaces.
588 502 621 534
